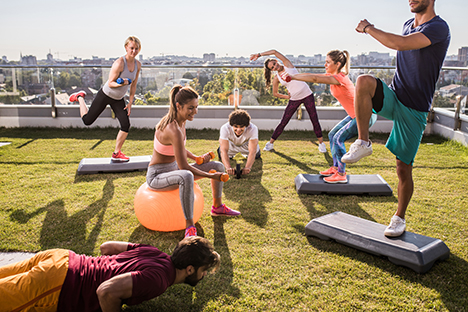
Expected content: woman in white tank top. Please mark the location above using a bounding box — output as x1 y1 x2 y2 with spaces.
250 50 326 154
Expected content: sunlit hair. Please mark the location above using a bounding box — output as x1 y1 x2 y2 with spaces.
156 85 199 131
264 58 275 89
327 50 350 75
171 236 221 273
124 36 141 51
229 109 251 127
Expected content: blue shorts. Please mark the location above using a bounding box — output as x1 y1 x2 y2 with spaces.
374 79 428 165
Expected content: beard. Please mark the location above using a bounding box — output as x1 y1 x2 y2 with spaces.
184 272 204 287
410 0 430 13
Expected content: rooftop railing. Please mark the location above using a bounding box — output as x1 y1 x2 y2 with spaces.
0 64 467 146
1 63 466 108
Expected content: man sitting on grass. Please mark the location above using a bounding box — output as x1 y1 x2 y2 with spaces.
0 236 219 312
218 109 261 176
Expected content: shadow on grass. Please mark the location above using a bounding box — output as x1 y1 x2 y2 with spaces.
305 235 468 310
9 178 115 255
125 217 240 311
273 150 319 174
297 193 398 225
90 139 105 150
0 127 155 141
73 170 146 184
16 139 36 149
222 158 271 227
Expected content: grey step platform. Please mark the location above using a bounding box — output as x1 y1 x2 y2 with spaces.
295 174 393 196
305 211 450 273
77 155 151 175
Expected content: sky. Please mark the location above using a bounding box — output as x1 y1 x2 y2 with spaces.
1 0 466 61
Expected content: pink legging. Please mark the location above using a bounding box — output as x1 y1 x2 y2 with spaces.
271 93 323 140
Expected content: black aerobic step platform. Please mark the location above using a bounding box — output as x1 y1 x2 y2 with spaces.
305 211 450 273
295 174 393 196
77 155 151 175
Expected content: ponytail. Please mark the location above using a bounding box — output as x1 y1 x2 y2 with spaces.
264 58 273 88
156 85 198 131
327 50 351 75
342 50 350 75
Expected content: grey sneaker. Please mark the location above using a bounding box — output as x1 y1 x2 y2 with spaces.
318 142 327 153
384 215 406 237
341 140 372 163
263 142 274 151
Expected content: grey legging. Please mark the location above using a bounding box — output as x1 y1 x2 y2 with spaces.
146 160 225 220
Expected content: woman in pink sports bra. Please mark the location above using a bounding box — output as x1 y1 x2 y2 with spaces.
147 85 241 239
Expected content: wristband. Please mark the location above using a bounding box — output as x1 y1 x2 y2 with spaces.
257 53 261 58
363 24 373 34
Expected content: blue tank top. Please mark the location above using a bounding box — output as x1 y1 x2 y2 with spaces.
102 56 138 100
390 16 450 112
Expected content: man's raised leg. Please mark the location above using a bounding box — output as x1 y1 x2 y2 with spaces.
341 75 376 164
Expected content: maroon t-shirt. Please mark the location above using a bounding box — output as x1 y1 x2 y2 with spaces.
57 244 176 312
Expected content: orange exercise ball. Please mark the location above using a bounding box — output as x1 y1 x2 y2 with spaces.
134 182 204 232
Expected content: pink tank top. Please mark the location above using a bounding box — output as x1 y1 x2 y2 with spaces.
154 134 186 156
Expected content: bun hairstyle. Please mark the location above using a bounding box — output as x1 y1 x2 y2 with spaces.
264 58 274 88
156 85 199 131
327 50 351 75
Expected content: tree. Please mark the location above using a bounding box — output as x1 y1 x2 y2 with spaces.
375 69 394 85
432 93 455 108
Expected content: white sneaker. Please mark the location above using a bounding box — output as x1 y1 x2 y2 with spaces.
341 140 372 164
384 215 406 237
318 142 327 153
263 142 274 151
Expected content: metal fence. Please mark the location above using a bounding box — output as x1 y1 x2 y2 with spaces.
0 64 467 114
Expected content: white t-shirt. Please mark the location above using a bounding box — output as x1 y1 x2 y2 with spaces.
277 66 312 101
219 122 260 157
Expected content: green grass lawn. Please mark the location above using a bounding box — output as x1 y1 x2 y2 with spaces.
0 127 467 311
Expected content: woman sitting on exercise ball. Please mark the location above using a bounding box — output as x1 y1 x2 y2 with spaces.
146 85 241 238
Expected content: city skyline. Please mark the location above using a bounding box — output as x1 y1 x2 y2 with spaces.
1 0 466 61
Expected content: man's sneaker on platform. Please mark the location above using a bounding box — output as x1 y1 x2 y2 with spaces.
384 215 406 237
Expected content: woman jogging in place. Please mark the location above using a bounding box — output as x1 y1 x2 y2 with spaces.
250 49 326 153
146 85 240 238
289 50 377 183
69 36 141 161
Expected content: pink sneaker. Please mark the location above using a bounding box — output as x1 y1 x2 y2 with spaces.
320 167 338 177
211 204 241 216
69 90 86 102
184 225 197 238
112 151 129 162
323 172 347 184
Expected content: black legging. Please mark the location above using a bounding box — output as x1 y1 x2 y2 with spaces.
82 88 130 132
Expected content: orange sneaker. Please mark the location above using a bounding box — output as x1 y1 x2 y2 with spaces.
320 167 338 177
324 172 347 184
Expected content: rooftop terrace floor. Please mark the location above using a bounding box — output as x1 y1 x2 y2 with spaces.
0 127 467 311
